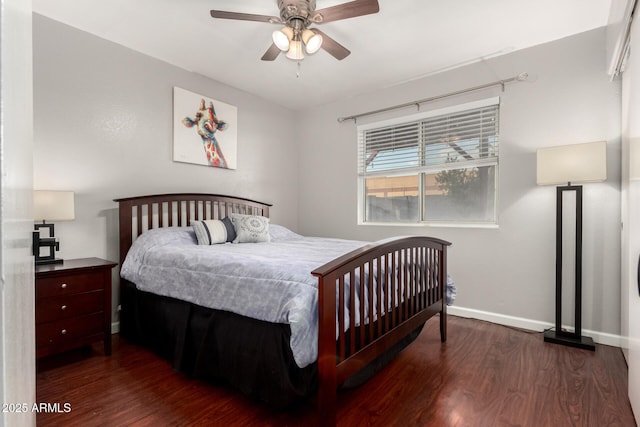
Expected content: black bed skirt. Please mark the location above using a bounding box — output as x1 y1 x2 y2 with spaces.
120 280 424 408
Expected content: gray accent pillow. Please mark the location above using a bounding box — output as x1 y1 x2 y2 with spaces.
230 214 270 243
221 217 236 242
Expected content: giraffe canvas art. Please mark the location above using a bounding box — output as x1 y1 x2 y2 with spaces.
173 87 238 169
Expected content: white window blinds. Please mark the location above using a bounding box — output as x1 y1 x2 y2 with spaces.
357 97 500 225
359 98 499 176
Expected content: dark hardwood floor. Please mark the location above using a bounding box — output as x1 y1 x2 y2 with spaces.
36 315 637 426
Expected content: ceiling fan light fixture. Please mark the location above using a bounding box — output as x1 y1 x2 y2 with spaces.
302 29 323 54
272 26 294 51
286 38 304 61
210 0 380 62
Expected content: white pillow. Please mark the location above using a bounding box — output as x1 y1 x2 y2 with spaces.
230 214 270 243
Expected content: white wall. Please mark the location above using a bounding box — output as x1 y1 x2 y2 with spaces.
296 28 623 339
1 0 36 425
32 14 300 324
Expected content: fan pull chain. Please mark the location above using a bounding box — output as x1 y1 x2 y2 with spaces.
296 61 301 78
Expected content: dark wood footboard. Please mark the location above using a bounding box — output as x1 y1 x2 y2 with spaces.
312 236 451 426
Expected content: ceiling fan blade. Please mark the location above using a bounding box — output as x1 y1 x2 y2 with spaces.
312 29 350 60
261 43 281 61
310 0 379 24
210 10 282 24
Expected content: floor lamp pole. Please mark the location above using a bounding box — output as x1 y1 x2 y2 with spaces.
543 184 595 351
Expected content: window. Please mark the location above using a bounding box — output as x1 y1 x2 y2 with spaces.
358 97 499 225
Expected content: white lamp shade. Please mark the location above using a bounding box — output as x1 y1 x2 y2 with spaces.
536 141 607 185
302 29 322 54
34 191 75 221
272 27 293 51
286 39 304 60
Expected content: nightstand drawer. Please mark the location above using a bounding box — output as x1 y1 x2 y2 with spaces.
36 271 104 298
36 312 104 349
36 290 104 324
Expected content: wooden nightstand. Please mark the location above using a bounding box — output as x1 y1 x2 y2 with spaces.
35 257 117 359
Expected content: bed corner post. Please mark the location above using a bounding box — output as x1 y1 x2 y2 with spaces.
440 242 449 343
116 199 133 268
314 272 338 427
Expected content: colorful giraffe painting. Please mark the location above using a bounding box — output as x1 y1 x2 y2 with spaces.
182 99 229 168
173 87 237 169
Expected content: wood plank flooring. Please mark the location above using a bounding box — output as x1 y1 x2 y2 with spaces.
36 315 637 426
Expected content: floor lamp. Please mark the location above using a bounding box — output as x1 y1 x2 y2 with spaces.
536 141 607 351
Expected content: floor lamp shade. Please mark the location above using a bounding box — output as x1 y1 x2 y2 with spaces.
537 141 607 185
537 141 607 351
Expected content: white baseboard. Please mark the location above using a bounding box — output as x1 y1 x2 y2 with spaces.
111 322 120 334
447 306 624 349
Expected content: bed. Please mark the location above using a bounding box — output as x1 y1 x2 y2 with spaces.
115 193 452 426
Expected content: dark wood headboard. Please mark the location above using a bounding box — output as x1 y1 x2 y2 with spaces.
113 193 272 267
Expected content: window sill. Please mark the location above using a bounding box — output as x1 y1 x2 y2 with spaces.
358 221 499 229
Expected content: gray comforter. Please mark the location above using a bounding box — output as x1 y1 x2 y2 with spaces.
120 225 369 367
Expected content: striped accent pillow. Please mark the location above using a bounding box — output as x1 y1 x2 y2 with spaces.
191 218 235 245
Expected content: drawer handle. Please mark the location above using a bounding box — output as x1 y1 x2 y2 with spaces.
60 305 67 311
60 329 67 335
61 283 68 289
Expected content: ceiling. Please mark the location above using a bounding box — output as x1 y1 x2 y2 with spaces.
32 0 612 110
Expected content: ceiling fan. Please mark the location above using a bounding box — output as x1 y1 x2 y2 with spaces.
210 0 380 62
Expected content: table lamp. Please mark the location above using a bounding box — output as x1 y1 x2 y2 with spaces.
33 190 75 265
